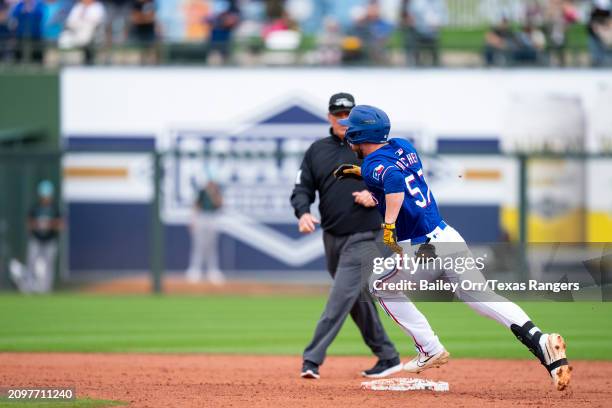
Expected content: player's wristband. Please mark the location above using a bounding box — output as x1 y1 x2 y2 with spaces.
381 223 396 230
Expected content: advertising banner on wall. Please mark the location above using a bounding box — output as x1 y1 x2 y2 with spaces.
61 68 612 273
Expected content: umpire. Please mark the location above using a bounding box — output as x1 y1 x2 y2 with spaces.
290 93 401 379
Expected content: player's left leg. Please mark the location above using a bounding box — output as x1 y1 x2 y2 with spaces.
186 214 205 282
434 225 571 390
369 264 449 373
22 238 43 292
202 214 225 286
35 240 58 293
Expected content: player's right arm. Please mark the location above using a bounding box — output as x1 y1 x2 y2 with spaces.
363 161 405 254
290 147 319 234
384 192 404 224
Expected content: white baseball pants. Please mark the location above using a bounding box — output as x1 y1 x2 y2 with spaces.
371 224 531 356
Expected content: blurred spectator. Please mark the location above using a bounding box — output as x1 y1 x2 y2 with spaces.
206 0 240 64
130 0 158 64
42 0 71 41
587 0 612 66
265 0 284 21
340 34 364 64
58 0 105 65
478 0 526 25
316 16 342 65
9 180 63 294
484 17 547 66
0 0 10 61
234 0 266 43
400 0 448 66
102 0 130 45
298 0 365 35
525 0 545 27
10 0 46 63
262 7 300 56
186 181 225 285
183 0 209 41
544 0 579 66
484 17 515 66
352 1 393 65
514 21 547 64
262 8 297 39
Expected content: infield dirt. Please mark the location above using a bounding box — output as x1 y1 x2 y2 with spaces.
2 353 611 407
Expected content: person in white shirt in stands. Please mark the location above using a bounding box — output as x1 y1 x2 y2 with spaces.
58 0 105 64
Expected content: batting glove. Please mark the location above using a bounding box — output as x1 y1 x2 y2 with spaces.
382 223 403 254
333 164 362 180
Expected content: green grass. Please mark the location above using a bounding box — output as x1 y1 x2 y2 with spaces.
0 398 124 408
438 25 589 51
301 25 590 54
357 25 589 53
0 294 610 359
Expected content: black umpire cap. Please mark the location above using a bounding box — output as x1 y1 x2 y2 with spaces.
328 92 355 114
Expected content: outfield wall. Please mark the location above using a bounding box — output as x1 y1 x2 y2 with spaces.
60 68 612 274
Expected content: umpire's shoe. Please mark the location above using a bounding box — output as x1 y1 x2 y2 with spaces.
361 356 403 378
300 360 320 379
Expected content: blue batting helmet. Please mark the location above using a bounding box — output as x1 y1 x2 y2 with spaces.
339 105 390 145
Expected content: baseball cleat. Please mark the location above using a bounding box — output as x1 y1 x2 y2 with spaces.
300 360 320 379
207 270 226 286
540 333 571 391
185 268 202 283
403 349 450 373
361 356 403 378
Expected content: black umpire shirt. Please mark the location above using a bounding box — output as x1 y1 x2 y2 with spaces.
290 129 382 236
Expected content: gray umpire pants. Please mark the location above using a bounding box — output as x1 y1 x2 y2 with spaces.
303 230 399 365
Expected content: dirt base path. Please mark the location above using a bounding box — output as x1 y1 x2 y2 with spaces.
1 353 610 407
79 276 329 296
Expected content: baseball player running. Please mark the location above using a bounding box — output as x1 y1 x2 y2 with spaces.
333 105 571 391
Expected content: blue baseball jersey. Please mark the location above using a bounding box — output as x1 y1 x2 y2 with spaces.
362 138 443 242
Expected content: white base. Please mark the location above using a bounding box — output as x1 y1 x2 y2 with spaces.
361 377 449 392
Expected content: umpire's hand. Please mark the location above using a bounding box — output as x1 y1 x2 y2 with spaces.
298 213 320 234
353 190 376 208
